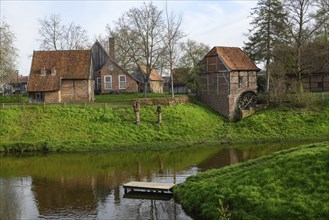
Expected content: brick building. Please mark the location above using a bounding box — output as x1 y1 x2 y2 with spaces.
92 39 140 94
132 65 163 93
28 50 94 103
199 46 260 121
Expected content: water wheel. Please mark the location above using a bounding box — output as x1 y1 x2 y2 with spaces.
237 91 257 110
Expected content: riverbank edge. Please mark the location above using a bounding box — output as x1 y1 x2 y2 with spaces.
1 136 329 153
173 140 329 219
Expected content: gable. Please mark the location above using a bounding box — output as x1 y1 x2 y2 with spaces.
101 59 140 83
203 50 229 72
137 65 163 82
91 41 109 72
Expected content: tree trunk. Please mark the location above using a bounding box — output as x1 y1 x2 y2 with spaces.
170 69 174 98
144 82 148 98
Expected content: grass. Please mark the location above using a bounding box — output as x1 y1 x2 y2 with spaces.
174 141 329 220
0 98 328 152
0 102 223 152
0 93 28 103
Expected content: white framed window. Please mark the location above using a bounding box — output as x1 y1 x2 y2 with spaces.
51 67 56 76
104 75 112 90
96 77 101 90
40 66 46 76
119 75 126 89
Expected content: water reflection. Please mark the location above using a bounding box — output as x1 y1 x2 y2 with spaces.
0 142 305 219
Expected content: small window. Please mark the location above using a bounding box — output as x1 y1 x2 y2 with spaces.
40 66 46 76
51 67 56 76
104 75 112 90
317 82 323 88
119 75 126 89
108 64 114 72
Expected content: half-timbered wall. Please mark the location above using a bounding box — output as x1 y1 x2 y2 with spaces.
199 70 257 118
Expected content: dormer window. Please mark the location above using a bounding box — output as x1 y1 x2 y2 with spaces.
41 66 46 76
51 67 57 76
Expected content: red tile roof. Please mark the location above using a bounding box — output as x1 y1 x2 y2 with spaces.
139 65 163 81
28 50 92 92
214 47 259 71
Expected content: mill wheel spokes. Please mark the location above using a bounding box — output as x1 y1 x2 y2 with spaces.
237 92 257 110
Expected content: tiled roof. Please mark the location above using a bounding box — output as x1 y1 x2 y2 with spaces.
28 50 92 92
214 47 259 71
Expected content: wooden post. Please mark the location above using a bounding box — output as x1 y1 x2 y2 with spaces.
157 105 162 124
133 101 141 125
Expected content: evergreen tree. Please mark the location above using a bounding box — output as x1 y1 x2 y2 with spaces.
243 0 288 93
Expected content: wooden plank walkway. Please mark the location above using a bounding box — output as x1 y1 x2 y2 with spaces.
123 181 175 194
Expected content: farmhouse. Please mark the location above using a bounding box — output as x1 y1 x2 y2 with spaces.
199 46 260 122
92 39 140 94
132 65 164 93
28 50 94 103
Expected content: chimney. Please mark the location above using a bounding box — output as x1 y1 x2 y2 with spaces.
109 37 115 61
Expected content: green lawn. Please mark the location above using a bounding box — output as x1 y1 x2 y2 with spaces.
174 141 329 220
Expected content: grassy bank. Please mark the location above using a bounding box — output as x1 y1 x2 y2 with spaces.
174 141 329 219
0 102 328 152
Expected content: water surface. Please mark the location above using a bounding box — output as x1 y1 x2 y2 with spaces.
0 142 306 219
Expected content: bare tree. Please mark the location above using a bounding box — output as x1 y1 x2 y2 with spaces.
38 14 65 50
0 17 18 89
64 23 89 50
104 27 137 72
110 2 168 98
164 4 185 98
38 13 89 50
283 0 329 93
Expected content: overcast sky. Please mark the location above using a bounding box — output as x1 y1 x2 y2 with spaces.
1 0 258 76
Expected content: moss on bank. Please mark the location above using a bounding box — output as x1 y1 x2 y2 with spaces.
174 141 329 219
0 103 328 152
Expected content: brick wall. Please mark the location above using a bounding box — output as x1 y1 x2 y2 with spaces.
100 61 139 94
45 91 60 103
150 81 163 93
199 70 257 119
61 79 93 102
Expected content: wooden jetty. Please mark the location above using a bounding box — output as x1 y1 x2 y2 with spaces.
123 181 175 194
